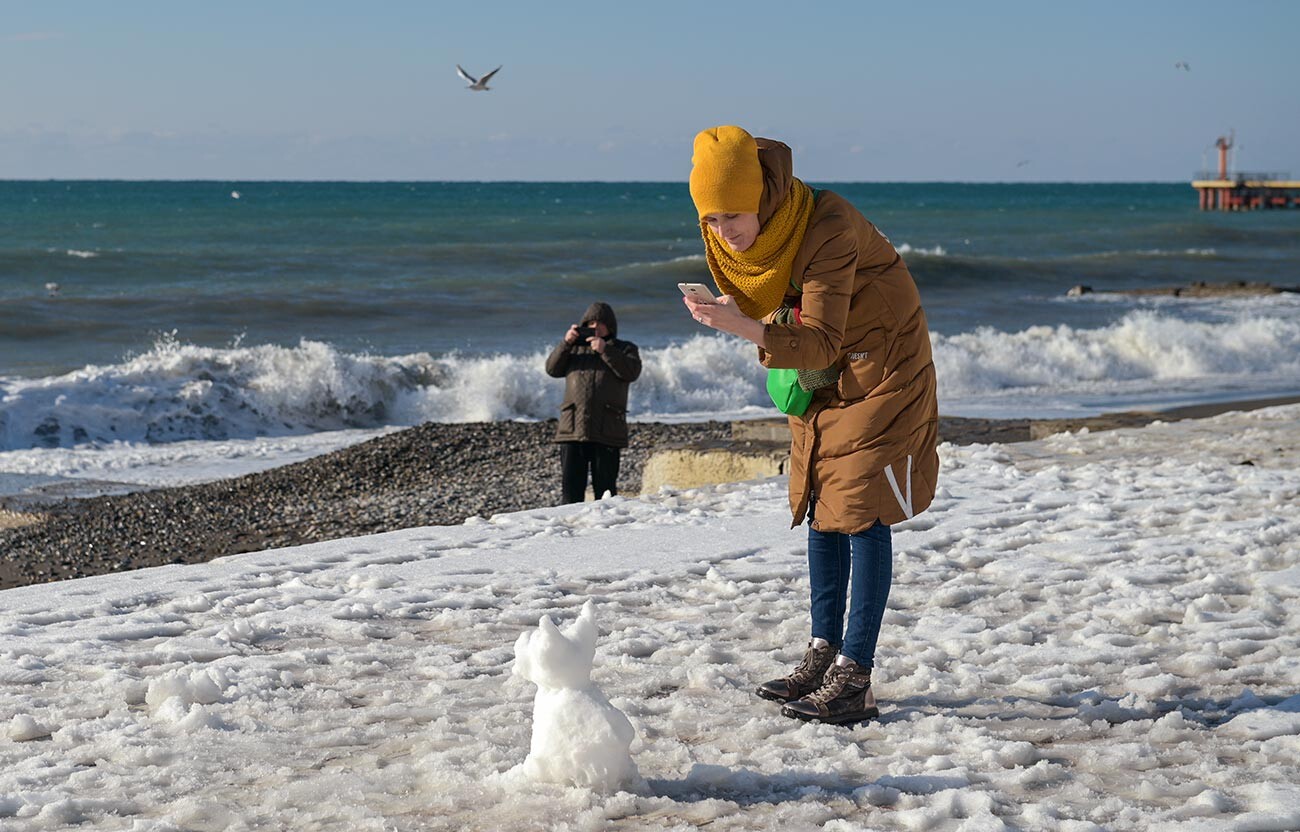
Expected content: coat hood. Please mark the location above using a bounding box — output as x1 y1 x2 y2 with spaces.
755 138 795 228
581 301 618 338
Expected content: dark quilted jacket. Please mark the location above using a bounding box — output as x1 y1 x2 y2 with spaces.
544 302 642 448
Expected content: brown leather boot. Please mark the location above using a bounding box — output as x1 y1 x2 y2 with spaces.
756 638 836 703
781 656 879 725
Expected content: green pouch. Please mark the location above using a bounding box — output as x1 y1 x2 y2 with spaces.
766 367 814 416
765 187 825 418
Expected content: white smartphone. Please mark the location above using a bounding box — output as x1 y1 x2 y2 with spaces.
678 282 718 304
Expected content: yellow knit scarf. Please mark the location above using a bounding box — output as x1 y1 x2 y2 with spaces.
702 177 816 319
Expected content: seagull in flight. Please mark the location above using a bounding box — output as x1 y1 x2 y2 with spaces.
456 64 502 91
1174 61 1190 71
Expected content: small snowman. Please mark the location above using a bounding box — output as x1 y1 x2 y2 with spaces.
511 600 638 791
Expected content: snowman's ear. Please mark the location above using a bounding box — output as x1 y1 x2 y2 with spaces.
567 602 598 652
512 629 535 679
538 614 562 643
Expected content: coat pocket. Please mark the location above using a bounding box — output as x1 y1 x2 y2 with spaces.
837 327 888 402
602 402 628 443
560 402 577 435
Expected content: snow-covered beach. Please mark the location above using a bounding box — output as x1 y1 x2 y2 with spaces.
2 404 1298 831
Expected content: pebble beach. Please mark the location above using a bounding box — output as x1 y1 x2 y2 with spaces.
8 403 1293 591
0 421 735 590
0 414 1055 590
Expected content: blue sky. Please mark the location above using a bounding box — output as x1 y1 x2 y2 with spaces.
3 0 1298 181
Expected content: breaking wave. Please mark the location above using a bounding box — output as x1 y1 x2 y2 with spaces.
933 309 1300 395
1 310 1297 450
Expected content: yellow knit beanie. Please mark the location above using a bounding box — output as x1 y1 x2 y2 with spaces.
689 126 763 219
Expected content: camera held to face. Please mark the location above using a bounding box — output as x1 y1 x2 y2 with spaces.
576 324 598 340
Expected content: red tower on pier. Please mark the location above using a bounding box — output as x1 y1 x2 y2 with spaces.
1215 133 1233 180
1193 132 1298 211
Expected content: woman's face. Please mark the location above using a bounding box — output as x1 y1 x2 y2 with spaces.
703 212 761 253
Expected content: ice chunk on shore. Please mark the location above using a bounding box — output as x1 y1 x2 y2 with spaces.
145 666 227 712
1220 694 1300 741
8 714 50 741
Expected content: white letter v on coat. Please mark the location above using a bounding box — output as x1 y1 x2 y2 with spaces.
883 454 914 520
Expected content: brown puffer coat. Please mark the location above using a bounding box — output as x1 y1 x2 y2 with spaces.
752 139 939 533
545 302 642 448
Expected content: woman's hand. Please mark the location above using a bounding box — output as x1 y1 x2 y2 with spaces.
683 294 766 347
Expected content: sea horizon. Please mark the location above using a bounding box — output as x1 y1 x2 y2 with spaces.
2 177 1204 185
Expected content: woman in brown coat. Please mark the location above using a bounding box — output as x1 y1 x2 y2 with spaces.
683 126 939 725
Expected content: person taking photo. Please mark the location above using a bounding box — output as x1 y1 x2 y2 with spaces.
682 126 940 726
546 301 642 504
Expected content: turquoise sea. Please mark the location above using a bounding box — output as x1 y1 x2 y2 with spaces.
1 181 1297 453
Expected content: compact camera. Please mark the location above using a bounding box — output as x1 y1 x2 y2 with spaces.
576 325 598 339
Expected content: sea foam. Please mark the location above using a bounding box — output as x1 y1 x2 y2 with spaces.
0 310 1296 451
933 309 1300 395
895 242 948 257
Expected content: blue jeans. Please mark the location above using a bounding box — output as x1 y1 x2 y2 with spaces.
807 514 892 669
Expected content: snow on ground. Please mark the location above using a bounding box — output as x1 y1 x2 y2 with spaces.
1 405 1298 831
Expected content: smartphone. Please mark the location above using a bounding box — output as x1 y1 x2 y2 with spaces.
678 282 718 304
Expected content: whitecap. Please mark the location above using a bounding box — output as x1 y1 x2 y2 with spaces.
895 242 948 257
1 309 1296 453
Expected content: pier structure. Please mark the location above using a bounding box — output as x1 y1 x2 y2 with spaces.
1192 133 1299 210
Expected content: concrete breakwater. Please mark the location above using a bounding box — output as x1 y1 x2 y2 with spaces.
642 396 1300 494
1066 280 1299 298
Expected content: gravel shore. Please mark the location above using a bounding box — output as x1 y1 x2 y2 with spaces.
0 414 1032 589
0 420 731 590
5 398 1295 591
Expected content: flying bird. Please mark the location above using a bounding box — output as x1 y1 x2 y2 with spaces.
1175 61 1190 71
1015 159 1031 168
456 64 502 91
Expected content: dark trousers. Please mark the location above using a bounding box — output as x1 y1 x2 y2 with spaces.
560 442 621 504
